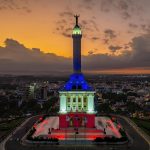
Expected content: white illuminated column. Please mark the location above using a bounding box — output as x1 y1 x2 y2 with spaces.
87 94 94 113
59 94 67 113
76 95 78 111
81 96 84 110
70 96 73 111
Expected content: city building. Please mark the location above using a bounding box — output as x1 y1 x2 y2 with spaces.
28 83 37 99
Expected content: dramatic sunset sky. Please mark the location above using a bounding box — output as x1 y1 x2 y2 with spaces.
0 0 150 75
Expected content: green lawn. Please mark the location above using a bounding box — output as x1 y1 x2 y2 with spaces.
132 118 150 136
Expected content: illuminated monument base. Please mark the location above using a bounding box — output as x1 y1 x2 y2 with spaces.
59 73 96 128
59 113 95 128
28 75 127 142
26 77 128 143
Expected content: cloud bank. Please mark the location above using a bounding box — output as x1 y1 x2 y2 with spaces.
0 0 31 13
0 32 150 75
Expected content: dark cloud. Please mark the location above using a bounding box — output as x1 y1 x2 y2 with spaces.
80 0 95 10
80 19 100 39
62 32 71 38
0 33 150 75
123 43 131 50
59 11 74 17
21 6 31 13
130 34 150 65
127 30 134 34
83 33 150 70
118 0 129 10
88 50 94 55
100 0 113 12
104 29 117 39
55 11 74 38
121 11 131 19
88 48 98 55
99 0 142 20
0 0 31 13
141 24 150 33
141 24 146 30
0 39 72 75
103 38 109 44
81 20 88 26
84 0 93 2
61 27 72 38
91 37 99 41
90 20 99 32
103 29 117 44
108 45 122 53
129 23 138 28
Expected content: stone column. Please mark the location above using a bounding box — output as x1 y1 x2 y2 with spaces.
76 95 78 112
87 94 94 113
70 95 73 112
66 96 69 111
81 96 84 110
60 94 66 113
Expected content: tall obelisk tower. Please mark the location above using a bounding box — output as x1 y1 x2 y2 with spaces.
72 15 82 73
59 15 95 128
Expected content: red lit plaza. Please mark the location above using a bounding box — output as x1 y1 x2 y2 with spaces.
32 116 122 141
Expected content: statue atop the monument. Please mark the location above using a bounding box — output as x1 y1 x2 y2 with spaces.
74 15 80 26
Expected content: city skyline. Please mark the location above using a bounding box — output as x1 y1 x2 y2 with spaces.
0 0 150 74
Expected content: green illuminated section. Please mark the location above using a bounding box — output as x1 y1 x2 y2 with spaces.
73 26 82 35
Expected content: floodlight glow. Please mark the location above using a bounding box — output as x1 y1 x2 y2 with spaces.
73 26 82 35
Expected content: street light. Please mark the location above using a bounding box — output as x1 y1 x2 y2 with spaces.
74 128 78 149
48 128 51 140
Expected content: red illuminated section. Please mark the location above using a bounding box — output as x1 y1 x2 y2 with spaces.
47 128 105 140
33 118 49 137
106 119 121 138
59 113 95 128
32 116 123 141
48 134 105 140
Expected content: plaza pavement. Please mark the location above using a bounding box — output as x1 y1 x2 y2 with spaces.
1 115 149 150
33 116 122 140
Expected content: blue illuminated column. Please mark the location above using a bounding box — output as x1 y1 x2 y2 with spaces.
72 15 82 73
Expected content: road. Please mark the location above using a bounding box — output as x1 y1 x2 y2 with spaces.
4 116 39 150
3 116 150 150
117 117 149 150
